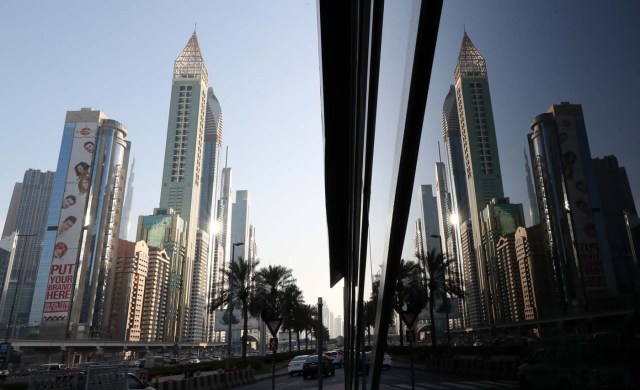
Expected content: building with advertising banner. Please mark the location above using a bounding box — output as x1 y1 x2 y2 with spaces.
29 108 130 340
528 102 616 315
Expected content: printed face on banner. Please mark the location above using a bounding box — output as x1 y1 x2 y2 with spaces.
558 117 605 294
42 123 97 324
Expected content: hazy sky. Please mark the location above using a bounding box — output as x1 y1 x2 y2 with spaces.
1 1 639 328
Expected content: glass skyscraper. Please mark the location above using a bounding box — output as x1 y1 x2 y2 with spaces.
30 108 130 340
0 169 53 336
529 102 615 314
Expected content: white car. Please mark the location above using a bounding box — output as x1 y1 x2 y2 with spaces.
288 355 309 376
188 358 200 364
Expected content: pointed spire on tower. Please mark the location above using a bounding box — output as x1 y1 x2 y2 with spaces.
174 32 209 84
454 32 487 83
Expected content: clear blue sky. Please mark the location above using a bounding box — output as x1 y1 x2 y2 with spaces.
1 1 639 327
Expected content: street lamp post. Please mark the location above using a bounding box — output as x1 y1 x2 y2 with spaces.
430 234 451 345
226 242 244 369
5 233 37 342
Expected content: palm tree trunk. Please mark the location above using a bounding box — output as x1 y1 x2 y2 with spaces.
242 304 249 366
399 313 404 348
296 331 301 351
289 329 293 352
429 291 437 348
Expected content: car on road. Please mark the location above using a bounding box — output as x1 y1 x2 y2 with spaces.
288 355 308 376
517 338 637 389
302 355 335 379
188 358 200 364
325 351 343 367
127 373 156 390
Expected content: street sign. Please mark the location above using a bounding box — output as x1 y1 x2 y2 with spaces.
269 337 278 352
265 318 283 336
398 311 419 329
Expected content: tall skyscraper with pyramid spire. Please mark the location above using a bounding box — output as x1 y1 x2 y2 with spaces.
454 32 505 326
159 32 209 340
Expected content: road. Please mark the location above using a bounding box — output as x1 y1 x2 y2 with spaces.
240 365 519 389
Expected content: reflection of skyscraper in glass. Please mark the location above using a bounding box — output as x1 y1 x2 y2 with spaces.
158 32 209 340
0 169 54 331
529 103 616 314
30 108 130 340
454 32 504 326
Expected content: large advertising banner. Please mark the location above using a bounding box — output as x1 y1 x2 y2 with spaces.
214 308 260 332
558 117 606 294
41 123 97 323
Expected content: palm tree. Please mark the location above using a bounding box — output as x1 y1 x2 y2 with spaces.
290 303 309 351
301 303 317 350
281 284 304 351
363 299 376 347
254 265 295 314
211 256 260 365
391 259 424 347
253 265 295 350
415 249 463 347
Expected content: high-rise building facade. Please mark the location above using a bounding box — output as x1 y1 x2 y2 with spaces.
140 248 170 342
495 234 524 323
201 87 224 342
110 240 148 341
30 108 130 340
524 149 540 226
515 225 554 321
454 32 505 326
189 229 209 341
418 185 440 255
442 85 469 224
137 209 187 342
0 169 54 334
199 87 224 234
158 32 209 340
231 190 250 263
479 198 525 323
211 166 233 342
528 102 616 315
592 155 639 299
119 157 135 240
